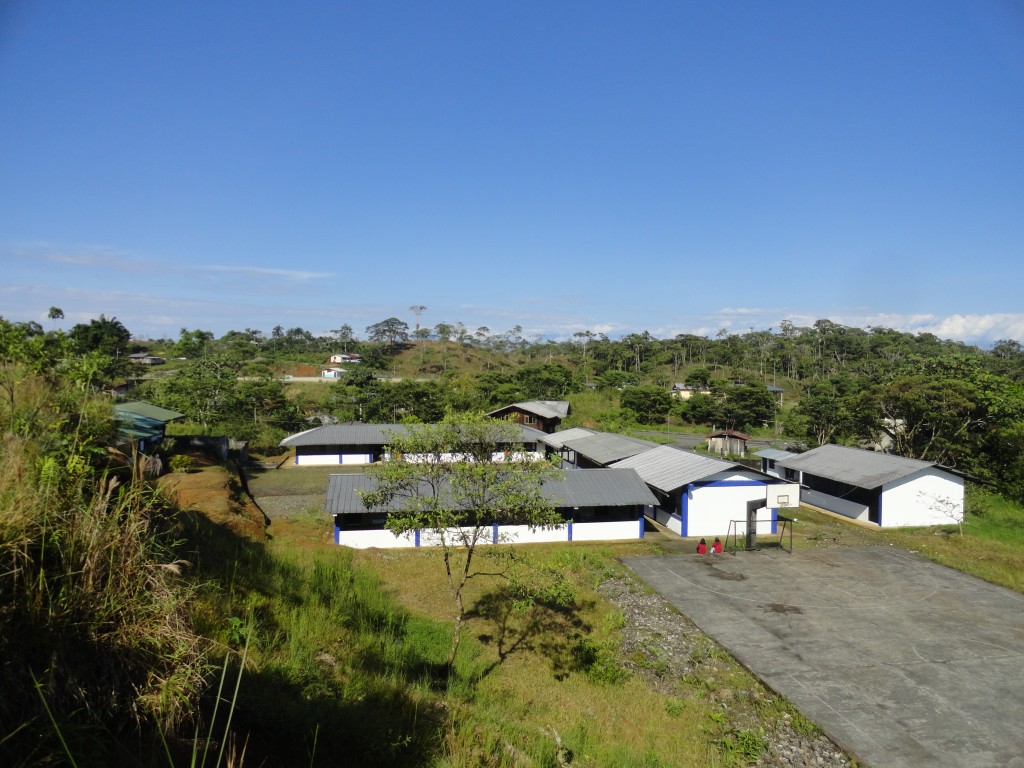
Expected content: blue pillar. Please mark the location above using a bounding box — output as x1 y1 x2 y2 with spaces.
638 509 645 539
415 529 421 547
568 521 573 542
492 521 499 544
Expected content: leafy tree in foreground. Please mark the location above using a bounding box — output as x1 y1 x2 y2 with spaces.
361 415 563 670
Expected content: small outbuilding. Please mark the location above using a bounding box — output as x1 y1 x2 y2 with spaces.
777 444 965 528
611 444 789 539
113 401 185 453
326 468 658 548
706 429 751 456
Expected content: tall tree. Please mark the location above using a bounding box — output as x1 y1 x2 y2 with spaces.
361 415 562 669
366 317 410 347
68 315 132 381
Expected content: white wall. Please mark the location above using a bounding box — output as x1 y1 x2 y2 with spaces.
500 524 569 544
571 519 641 542
337 528 418 548
296 452 373 466
881 469 964 527
334 519 646 548
652 507 683 536
683 472 775 538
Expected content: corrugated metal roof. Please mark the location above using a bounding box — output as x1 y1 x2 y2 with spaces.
325 468 657 515
610 444 751 494
543 468 659 507
560 432 658 466
777 444 939 489
486 400 570 419
114 401 185 422
539 428 595 449
281 423 548 448
755 448 798 461
281 424 411 447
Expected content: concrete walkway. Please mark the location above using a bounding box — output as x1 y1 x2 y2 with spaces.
623 547 1024 768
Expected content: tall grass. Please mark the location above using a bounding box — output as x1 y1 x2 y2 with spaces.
0 433 206 766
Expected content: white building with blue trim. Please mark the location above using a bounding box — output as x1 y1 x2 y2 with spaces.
611 445 786 539
325 468 658 548
777 444 964 528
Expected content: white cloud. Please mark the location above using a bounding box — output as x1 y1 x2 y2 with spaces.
203 265 335 282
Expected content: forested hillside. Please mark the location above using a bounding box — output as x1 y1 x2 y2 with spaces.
131 318 1024 502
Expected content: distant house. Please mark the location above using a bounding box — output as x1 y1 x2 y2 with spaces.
113 400 185 453
611 444 790 539
329 353 361 364
326 468 657 548
486 400 570 433
128 352 165 366
778 444 965 528
321 367 346 379
279 423 547 466
671 384 712 400
706 429 751 456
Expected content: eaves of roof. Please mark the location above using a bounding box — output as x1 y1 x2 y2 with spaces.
777 444 948 489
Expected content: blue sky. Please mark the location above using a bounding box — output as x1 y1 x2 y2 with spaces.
1 1 1022 345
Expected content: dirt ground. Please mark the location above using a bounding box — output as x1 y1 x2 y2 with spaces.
158 463 268 539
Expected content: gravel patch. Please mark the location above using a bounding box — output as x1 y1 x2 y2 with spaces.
599 575 852 768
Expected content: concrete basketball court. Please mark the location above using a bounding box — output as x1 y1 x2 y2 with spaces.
623 546 1024 768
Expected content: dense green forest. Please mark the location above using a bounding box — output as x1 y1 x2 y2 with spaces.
3 312 1024 765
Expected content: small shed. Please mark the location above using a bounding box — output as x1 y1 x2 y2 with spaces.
706 429 751 456
113 401 185 453
611 444 786 539
326 468 657 548
321 367 346 378
777 444 964 528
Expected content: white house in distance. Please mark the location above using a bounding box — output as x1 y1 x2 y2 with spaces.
325 468 658 548
778 444 965 528
611 445 794 539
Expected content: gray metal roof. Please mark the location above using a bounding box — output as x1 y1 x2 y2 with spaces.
542 468 659 507
281 423 546 448
755 448 798 461
539 427 595 450
559 432 659 466
777 444 941 489
486 400 570 420
280 423 411 447
325 467 657 514
610 444 752 494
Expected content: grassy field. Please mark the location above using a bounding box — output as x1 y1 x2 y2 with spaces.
215 465 847 766
221 465 1024 766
